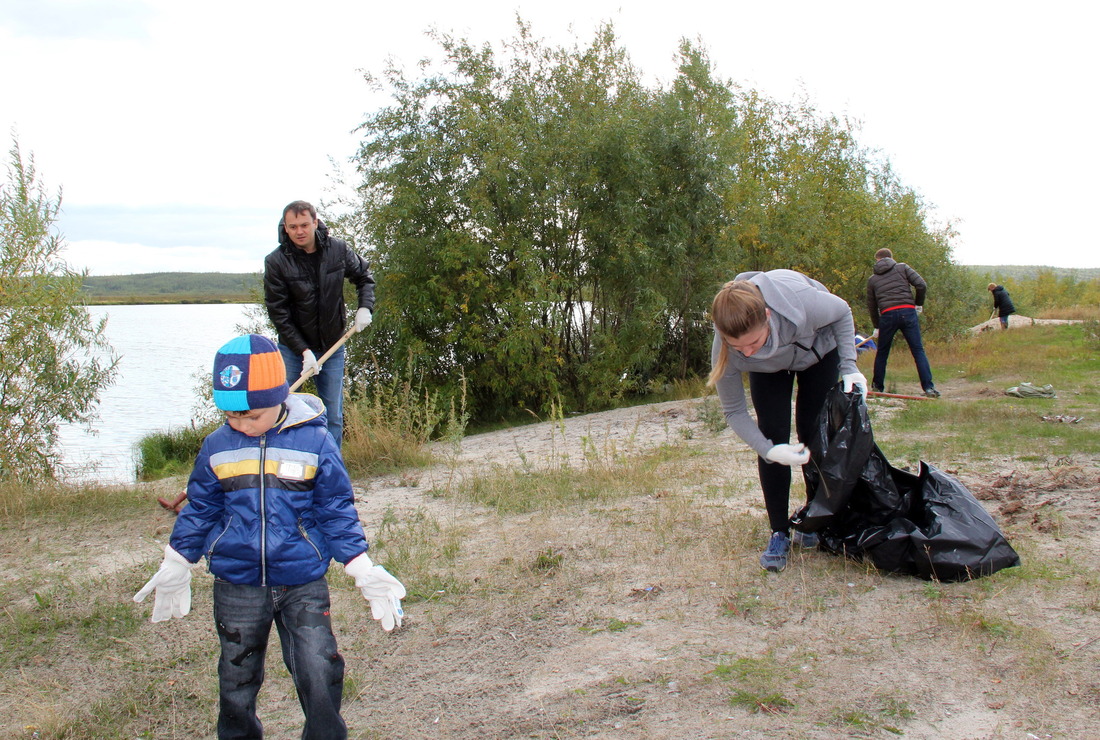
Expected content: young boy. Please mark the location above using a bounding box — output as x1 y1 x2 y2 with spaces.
134 334 405 740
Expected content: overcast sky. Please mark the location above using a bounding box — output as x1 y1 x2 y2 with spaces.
1 0 1097 275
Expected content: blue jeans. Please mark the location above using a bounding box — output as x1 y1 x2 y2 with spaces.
872 307 935 392
279 345 345 446
213 578 347 740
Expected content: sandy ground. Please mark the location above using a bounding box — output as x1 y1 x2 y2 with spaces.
4 356 1097 739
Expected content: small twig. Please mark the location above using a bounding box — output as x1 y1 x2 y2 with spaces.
1069 636 1099 655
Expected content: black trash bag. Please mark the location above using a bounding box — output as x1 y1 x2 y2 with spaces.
793 383 1021 581
791 385 906 533
847 462 1022 581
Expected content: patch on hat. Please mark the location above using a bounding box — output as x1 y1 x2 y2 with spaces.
219 365 243 389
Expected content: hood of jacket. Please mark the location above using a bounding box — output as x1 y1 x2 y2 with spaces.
873 257 898 275
276 393 327 433
735 269 834 364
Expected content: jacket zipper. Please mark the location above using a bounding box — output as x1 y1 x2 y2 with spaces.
260 434 268 587
206 515 235 559
298 520 324 561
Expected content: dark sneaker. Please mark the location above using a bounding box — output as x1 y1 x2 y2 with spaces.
871 384 884 393
923 388 941 398
791 530 819 549
759 531 791 572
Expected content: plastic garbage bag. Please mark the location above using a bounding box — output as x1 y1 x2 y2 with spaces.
792 384 1020 581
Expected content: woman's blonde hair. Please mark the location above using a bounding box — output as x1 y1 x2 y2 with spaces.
706 280 767 386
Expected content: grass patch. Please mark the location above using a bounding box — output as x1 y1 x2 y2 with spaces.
447 443 696 514
135 421 218 481
367 507 467 604
0 478 149 520
712 653 798 714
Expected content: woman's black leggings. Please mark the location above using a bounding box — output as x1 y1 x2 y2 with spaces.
748 348 840 533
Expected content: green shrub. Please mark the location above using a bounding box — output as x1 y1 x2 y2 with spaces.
135 421 219 481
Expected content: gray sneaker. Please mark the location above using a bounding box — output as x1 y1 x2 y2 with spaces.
923 388 941 398
791 530 819 549
760 531 791 572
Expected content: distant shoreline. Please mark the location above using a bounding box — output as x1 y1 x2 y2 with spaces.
81 272 262 305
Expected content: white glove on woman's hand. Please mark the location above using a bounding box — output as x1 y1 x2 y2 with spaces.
354 307 373 332
915 305 923 314
133 545 194 623
871 328 879 339
344 553 406 631
764 443 810 467
842 372 868 398
302 349 322 376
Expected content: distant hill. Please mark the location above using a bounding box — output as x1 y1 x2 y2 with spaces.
82 272 262 304
963 265 1100 281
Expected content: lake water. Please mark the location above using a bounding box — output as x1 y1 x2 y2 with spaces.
58 303 257 484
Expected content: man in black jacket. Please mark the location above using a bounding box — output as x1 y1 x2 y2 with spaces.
264 201 375 445
866 248 940 398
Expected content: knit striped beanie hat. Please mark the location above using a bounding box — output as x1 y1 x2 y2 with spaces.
212 334 289 411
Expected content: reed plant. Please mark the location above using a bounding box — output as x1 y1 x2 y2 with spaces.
341 368 468 476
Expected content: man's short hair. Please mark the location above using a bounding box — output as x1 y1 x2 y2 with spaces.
282 200 317 222
874 248 893 260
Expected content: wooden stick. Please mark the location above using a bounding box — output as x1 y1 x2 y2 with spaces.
867 390 932 401
289 325 358 392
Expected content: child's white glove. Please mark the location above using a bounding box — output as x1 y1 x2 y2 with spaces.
344 553 406 631
354 307 373 332
133 545 194 622
764 443 810 467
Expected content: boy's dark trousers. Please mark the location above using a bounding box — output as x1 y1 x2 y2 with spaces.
213 578 347 740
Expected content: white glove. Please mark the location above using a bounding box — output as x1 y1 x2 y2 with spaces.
302 349 322 376
764 443 810 467
354 307 373 332
842 372 868 398
344 553 406 631
871 328 879 339
915 305 923 314
133 545 194 623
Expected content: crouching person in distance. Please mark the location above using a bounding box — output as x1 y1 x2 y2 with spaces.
707 271 866 573
134 334 405 740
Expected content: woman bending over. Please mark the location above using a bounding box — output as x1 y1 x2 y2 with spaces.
708 270 866 572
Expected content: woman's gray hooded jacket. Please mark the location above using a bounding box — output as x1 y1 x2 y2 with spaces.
710 269 858 457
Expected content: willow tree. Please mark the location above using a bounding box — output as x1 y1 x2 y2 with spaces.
0 140 117 480
351 21 685 418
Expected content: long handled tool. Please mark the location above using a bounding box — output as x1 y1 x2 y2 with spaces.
867 390 931 401
289 325 357 392
157 325 360 513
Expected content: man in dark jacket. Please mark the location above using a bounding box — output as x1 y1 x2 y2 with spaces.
264 201 376 445
866 248 940 398
988 283 1016 329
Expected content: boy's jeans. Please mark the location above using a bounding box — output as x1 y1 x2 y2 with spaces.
213 578 347 740
279 345 346 446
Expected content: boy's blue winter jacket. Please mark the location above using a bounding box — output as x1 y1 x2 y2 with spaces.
170 394 368 587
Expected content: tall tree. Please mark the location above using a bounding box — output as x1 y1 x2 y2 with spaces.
345 20 974 422
0 140 117 480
